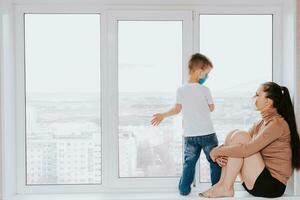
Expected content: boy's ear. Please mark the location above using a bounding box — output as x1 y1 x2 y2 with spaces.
196 68 203 73
199 68 206 75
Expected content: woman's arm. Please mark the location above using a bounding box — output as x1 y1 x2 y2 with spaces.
213 121 283 158
248 120 263 137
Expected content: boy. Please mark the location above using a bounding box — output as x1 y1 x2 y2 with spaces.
151 53 221 195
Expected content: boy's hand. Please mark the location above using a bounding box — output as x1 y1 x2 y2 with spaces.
208 104 215 112
151 113 164 126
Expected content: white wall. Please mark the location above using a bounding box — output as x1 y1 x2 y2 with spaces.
282 0 298 195
0 9 2 196
0 10 2 200
296 0 300 196
1 0 17 200
0 0 299 199
9 0 292 5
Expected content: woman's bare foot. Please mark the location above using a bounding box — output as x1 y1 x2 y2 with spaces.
198 184 234 198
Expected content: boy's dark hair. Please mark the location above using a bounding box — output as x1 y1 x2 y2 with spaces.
188 53 213 73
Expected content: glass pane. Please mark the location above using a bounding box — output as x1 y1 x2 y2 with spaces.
25 14 101 184
118 21 183 177
199 15 273 182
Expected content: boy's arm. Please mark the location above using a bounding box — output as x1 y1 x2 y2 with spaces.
162 104 182 118
205 87 215 112
151 104 182 126
151 88 182 126
208 104 215 112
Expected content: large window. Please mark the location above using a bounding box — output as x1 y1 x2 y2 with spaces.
118 21 183 177
24 14 101 184
17 8 283 193
198 15 273 182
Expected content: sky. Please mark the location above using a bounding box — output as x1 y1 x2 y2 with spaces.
200 15 272 96
24 14 272 96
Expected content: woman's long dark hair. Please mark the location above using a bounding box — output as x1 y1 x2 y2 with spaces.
262 82 300 169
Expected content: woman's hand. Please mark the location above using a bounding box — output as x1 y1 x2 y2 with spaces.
210 145 224 162
210 148 218 162
216 156 228 167
151 113 164 126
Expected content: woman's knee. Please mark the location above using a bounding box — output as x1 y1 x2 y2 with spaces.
225 129 240 145
230 130 251 144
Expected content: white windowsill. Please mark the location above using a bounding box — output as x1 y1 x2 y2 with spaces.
10 192 300 200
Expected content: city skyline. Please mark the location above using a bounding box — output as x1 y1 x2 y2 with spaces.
26 92 260 184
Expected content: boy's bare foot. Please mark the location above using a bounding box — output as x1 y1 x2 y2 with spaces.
198 184 234 198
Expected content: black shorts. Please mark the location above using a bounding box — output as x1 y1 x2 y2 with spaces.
242 167 286 198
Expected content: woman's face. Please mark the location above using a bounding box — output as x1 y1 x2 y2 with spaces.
253 86 273 111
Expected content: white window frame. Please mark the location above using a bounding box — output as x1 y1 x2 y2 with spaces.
106 9 193 190
1 0 295 197
15 5 107 194
192 5 283 192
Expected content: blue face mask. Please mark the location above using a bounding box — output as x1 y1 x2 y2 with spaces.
198 74 209 85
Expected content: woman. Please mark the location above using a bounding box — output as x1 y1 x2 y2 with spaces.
199 82 300 198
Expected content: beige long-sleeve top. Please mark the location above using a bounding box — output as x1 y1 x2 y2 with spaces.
214 108 292 185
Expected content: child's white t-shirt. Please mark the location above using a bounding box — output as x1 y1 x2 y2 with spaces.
176 83 215 137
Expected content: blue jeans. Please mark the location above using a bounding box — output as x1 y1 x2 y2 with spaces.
178 133 221 195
